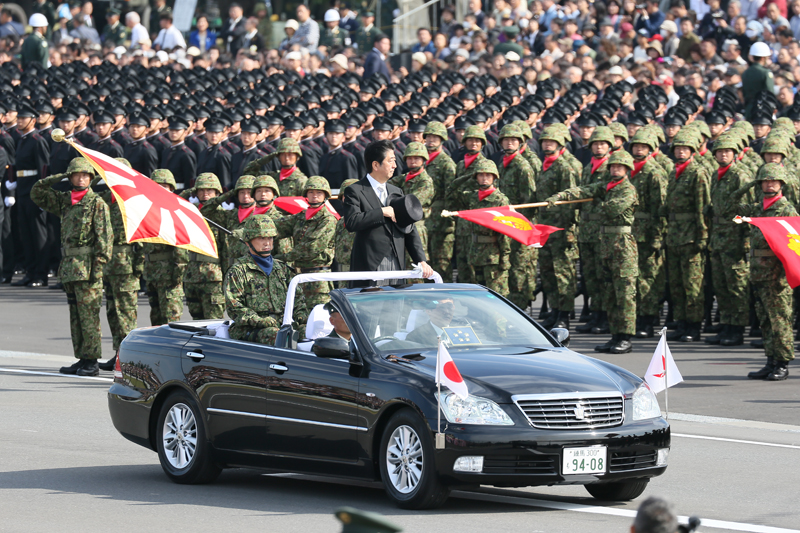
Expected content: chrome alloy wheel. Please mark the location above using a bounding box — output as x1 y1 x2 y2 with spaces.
162 403 198 469
386 425 424 494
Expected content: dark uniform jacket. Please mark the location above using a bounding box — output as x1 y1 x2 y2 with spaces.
15 129 50 195
112 127 133 149
161 142 197 190
197 143 232 190
124 138 159 178
231 146 266 182
318 146 359 189
299 138 321 177
89 136 123 160
74 127 98 148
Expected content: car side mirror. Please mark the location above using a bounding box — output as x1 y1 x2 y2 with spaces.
550 327 570 347
312 336 351 359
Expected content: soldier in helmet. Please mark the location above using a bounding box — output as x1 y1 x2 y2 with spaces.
534 124 581 329
31 158 112 376
643 124 675 176
609 122 629 154
546 150 639 354
759 136 800 206
423 121 457 281
224 215 309 345
334 179 359 272
628 129 668 339
661 129 711 342
243 138 310 198
249 174 291 260
143 169 189 325
180 173 226 320
274 176 337 307
201 174 259 271
391 142 434 259
730 163 796 380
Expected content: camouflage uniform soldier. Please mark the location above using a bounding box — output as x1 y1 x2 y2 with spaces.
242 138 309 198
685 121 718 175
201 175 258 270
759 136 800 206
512 120 543 179
180 173 226 320
731 163 796 381
535 124 581 329
391 142 435 260
451 159 511 295
731 122 763 171
628 129 668 338
274 176 337 307
143 170 189 325
609 121 629 152
225 215 309 345
547 150 639 353
704 134 755 346
496 123 537 310
424 121 457 280
31 158 112 376
334 179 359 272
250 174 290 259
661 130 711 342
644 124 675 176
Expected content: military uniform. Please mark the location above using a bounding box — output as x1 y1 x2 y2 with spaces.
243 139 310 198
231 145 266 182
333 179 359 273
101 21 127 46
161 142 197 191
201 175 262 271
197 143 232 191
742 63 774 119
320 26 346 49
123 138 159 178
355 23 380 53
90 135 124 159
21 31 48 68
319 146 359 190
423 122 458 281
14 126 51 285
390 143 435 262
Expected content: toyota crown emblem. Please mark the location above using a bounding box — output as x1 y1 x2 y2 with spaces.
574 404 586 420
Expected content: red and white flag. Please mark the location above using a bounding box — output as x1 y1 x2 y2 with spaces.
274 196 341 220
436 341 469 400
451 205 561 247
644 334 683 394
70 143 218 257
740 216 800 288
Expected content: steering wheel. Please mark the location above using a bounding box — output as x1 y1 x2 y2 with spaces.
372 335 400 345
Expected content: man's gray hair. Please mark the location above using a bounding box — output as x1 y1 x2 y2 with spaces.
633 496 679 533
729 0 741 8
126 11 140 24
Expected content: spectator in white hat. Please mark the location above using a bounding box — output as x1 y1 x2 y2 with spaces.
660 19 679 57
280 19 299 51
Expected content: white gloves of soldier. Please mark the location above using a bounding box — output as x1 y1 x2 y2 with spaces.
221 201 235 211
4 196 14 208
189 196 200 205
5 180 16 191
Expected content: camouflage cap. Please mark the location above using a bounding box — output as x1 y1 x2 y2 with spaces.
671 129 700 152
760 136 792 158
630 129 658 151
462 125 487 145
609 121 629 142
151 169 177 189
195 172 223 193
731 120 755 142
498 123 524 142
473 158 499 178
234 174 256 192
114 157 132 168
423 121 448 140
251 174 280 197
276 138 303 156
303 175 332 198
403 141 429 160
242 214 278 240
756 162 787 183
512 120 533 140
608 149 635 170
588 125 615 147
711 133 740 153
66 157 95 175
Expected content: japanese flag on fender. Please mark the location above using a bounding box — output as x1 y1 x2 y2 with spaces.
644 334 683 394
274 196 341 220
436 341 469 400
71 143 218 258
451 205 561 247
742 216 800 288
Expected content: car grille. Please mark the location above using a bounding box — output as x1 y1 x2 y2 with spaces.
512 392 625 430
609 450 658 472
482 455 558 475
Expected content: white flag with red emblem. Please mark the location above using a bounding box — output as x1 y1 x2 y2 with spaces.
644 334 683 394
436 341 469 400
71 143 218 258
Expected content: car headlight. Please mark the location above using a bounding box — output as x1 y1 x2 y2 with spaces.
632 382 662 420
436 392 514 425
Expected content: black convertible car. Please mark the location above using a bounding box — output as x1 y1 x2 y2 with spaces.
108 276 669 509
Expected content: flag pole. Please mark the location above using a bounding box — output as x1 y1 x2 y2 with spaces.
441 198 593 217
661 327 669 420
435 336 445 449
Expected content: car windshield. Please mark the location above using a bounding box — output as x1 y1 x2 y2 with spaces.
345 288 555 354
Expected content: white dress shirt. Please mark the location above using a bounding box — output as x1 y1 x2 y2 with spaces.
366 174 388 206
130 23 149 48
154 24 187 50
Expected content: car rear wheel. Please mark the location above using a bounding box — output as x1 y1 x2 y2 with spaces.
379 409 450 509
585 479 649 501
156 391 221 484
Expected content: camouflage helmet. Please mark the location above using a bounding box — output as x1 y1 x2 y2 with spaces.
195 172 223 194
760 136 792 158
151 169 177 189
303 175 332 199
629 129 658 152
251 174 280 197
609 122 629 142
731 120 755 142
711 133 740 153
686 120 711 139
462 125 487 145
539 124 567 146
473 158 499 178
756 162 788 183
234 174 256 192
66 157 95 175
276 138 303 156
728 129 749 151
498 123 524 142
114 158 132 168
608 150 635 171
588 125 615 147
671 129 700 153
242 214 278 240
773 117 795 135
512 120 533 140
423 121 448 140
403 141 429 160
340 178 358 194
644 124 666 144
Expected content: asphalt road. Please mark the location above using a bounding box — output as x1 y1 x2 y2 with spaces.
1 282 799 532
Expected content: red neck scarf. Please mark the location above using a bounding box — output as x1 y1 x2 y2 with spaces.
405 169 423 182
279 166 296 181
427 150 441 165
763 193 783 211
543 148 566 172
699 146 707 157
254 204 272 215
631 156 649 178
674 157 693 180
606 178 625 191
464 152 479 169
590 155 608 175
71 189 88 206
478 187 496 201
305 205 324 220
238 205 255 223
652 149 660 157
717 163 732 181
503 151 519 168
737 147 750 162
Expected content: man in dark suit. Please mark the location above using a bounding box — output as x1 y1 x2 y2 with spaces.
406 297 455 346
362 34 391 81
221 3 247 55
342 140 433 287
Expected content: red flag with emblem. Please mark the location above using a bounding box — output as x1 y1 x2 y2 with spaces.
742 216 800 288
450 205 561 247
69 143 218 258
274 196 341 220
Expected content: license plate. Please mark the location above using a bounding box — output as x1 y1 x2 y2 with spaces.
562 446 607 475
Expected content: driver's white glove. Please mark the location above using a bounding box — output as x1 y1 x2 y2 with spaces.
4 196 14 208
189 196 200 205
5 180 16 191
221 201 235 211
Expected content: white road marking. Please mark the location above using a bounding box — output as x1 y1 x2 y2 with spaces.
0 367 113 382
667 412 800 433
673 433 800 450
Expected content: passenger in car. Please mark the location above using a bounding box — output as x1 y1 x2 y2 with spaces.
324 301 351 341
407 297 455 346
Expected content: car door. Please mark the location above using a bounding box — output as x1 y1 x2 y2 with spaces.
265 345 361 464
181 336 270 453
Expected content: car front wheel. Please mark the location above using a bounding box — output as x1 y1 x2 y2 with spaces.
156 391 221 484
379 409 450 509
585 479 649 501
